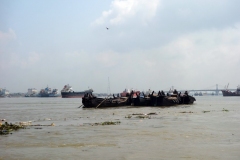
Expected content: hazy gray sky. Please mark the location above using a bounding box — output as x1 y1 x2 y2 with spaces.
1 0 240 93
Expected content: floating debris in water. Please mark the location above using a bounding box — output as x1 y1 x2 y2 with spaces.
135 115 151 119
132 113 145 115
203 111 210 113
0 122 26 135
31 123 55 126
179 111 193 113
87 121 121 126
18 121 32 126
101 121 120 125
125 115 132 118
222 108 229 112
147 112 158 115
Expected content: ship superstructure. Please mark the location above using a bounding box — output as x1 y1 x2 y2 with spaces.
61 84 93 98
0 88 10 97
25 88 38 97
222 85 240 96
49 88 60 97
39 86 52 97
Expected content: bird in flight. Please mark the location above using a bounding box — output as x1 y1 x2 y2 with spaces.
106 27 109 30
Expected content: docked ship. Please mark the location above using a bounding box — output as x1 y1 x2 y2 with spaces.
25 88 39 97
49 89 61 97
194 92 199 96
0 88 10 98
221 85 240 96
61 84 93 98
39 86 60 97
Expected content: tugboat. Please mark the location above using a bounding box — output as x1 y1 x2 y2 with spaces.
61 84 93 98
222 85 240 96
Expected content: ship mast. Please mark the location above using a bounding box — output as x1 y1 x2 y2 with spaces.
107 77 111 96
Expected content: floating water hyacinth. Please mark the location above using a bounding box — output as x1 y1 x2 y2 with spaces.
125 115 132 118
135 115 151 119
89 121 121 126
222 108 229 112
203 111 210 113
0 122 26 135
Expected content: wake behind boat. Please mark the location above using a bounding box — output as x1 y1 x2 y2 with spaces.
61 84 93 98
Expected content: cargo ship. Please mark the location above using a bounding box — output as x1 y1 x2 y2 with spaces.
39 86 61 97
61 84 93 98
25 88 39 97
0 88 10 98
49 89 61 97
221 85 240 96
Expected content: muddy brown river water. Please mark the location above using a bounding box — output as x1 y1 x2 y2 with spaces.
0 96 240 160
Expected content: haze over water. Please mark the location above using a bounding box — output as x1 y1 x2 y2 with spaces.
0 96 240 160
1 1 240 93
1 1 240 159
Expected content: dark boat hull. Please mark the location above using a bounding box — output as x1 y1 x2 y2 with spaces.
82 90 196 108
38 93 60 98
61 92 85 98
222 90 240 96
154 96 179 106
131 94 196 106
179 95 196 104
82 97 129 108
39 93 50 97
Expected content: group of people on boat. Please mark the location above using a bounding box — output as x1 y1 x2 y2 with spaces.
81 88 195 108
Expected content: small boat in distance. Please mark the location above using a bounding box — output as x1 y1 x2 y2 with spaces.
61 84 93 98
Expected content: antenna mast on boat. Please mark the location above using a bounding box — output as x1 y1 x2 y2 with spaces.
107 77 111 96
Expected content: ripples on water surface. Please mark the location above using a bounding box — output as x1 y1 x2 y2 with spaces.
0 96 240 160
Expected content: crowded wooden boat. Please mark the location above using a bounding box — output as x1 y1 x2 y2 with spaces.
82 89 196 108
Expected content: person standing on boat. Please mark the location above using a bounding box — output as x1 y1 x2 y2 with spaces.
173 89 178 94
